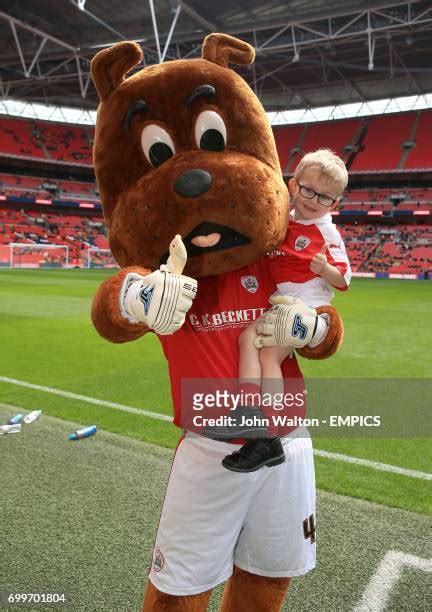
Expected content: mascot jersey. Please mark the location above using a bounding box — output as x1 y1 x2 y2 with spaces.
159 257 304 430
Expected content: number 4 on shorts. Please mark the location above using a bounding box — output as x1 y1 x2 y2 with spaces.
303 514 316 544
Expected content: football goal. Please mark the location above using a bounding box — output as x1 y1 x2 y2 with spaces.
7 243 69 268
86 247 118 268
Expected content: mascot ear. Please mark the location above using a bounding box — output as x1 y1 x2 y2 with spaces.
202 33 255 68
91 41 143 102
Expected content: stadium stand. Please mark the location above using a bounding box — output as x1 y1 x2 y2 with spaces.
0 113 430 275
273 110 432 174
0 117 93 165
274 118 361 173
300 119 360 164
0 206 108 267
0 202 430 276
0 110 432 173
2 110 432 172
0 173 98 201
360 225 432 275
403 110 432 170
338 223 432 275
349 113 415 172
273 125 304 173
343 188 432 203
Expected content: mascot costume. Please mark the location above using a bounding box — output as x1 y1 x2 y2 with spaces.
90 33 343 612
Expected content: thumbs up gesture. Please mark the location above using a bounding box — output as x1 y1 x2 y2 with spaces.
119 235 197 334
161 234 188 275
310 243 328 275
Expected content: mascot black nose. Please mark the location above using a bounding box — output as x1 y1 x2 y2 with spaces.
174 169 213 198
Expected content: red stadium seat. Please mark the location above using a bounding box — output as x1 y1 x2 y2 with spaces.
0 117 93 165
404 110 432 170
350 113 415 171
301 119 360 159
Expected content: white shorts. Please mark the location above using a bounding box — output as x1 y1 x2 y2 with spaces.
148 429 316 596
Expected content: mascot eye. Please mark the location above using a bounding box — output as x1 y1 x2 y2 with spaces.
195 110 227 151
141 124 176 167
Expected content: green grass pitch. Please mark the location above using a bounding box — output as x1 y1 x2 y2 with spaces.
0 269 431 610
0 406 430 611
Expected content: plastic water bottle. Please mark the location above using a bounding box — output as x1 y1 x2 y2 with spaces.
68 425 97 441
7 414 23 425
23 410 42 424
0 423 21 435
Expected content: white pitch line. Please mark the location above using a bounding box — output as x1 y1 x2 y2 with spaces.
1 375 432 481
353 550 432 612
0 376 171 422
313 449 432 481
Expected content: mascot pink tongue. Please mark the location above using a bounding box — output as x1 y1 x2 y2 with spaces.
191 233 221 248
90 32 344 612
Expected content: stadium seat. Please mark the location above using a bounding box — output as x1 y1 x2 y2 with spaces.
350 113 415 171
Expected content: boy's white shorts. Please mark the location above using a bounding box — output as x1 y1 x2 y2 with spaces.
148 429 316 596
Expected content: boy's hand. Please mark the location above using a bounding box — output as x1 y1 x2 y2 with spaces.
310 244 328 275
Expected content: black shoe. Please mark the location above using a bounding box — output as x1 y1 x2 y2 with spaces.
202 406 268 439
221 437 285 473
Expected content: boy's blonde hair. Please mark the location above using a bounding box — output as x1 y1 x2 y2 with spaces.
294 148 348 195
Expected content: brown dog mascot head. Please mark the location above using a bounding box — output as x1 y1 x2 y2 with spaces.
91 33 289 277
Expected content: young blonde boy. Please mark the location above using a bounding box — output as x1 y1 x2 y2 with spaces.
207 149 351 472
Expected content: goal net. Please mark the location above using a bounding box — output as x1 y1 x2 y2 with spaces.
6 243 69 268
86 247 118 269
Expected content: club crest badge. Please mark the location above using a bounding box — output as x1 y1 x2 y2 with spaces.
241 276 258 293
294 236 311 251
153 548 164 572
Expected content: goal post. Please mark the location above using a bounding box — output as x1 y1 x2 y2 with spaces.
8 243 69 268
1 243 118 269
86 247 118 269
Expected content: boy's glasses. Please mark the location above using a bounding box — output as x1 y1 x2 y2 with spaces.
297 183 337 207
